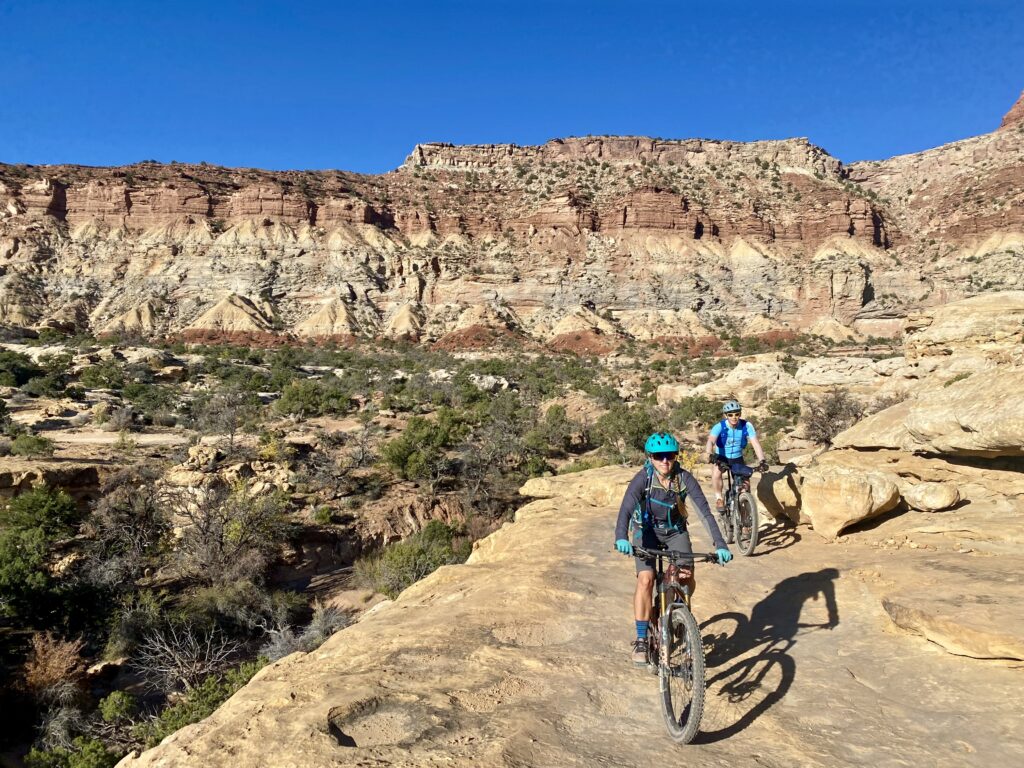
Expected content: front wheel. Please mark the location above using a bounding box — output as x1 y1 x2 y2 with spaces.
719 498 735 544
659 604 706 743
734 491 759 556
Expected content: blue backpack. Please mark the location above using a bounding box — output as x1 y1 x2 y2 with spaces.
629 460 688 546
715 418 749 457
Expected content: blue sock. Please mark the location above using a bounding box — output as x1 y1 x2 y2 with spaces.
636 620 649 640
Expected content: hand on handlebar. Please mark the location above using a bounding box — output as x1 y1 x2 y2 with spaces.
615 539 632 555
757 460 769 472
716 547 733 564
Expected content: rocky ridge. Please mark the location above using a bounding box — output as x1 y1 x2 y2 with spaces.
115 469 1023 768
2 95 1022 349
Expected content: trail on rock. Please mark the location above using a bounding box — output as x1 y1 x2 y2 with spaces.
118 468 1023 768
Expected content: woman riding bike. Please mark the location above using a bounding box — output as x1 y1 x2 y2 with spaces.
614 431 732 665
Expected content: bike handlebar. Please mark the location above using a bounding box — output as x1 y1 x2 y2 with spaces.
630 545 722 565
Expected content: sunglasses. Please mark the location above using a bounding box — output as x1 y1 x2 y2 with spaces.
725 411 741 417
651 452 677 461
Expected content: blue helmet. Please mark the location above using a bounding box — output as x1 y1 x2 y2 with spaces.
644 431 679 454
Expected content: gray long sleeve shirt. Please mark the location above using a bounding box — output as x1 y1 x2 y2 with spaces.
614 464 727 550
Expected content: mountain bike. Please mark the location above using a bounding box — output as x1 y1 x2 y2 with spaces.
632 545 723 744
716 461 759 557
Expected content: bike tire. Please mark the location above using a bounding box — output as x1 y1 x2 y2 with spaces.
720 501 735 544
735 491 759 556
659 604 706 744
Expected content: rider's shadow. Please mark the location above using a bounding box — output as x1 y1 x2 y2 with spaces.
695 568 839 743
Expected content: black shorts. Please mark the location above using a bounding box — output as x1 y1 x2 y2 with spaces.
634 528 693 574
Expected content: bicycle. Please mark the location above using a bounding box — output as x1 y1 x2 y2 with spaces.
632 544 723 744
715 461 760 557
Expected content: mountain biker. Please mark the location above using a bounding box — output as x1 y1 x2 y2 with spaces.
614 431 732 665
705 399 769 513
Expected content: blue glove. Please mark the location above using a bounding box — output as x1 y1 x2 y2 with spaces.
716 548 733 564
615 539 632 555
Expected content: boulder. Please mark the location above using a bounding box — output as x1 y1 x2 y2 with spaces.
903 482 960 512
755 465 803 523
799 464 901 540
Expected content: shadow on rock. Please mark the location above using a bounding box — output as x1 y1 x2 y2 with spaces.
696 568 839 743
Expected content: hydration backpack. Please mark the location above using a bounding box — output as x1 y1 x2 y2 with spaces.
629 461 689 546
715 418 749 457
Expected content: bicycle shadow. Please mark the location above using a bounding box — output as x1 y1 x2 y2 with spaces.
694 568 839 743
750 519 802 556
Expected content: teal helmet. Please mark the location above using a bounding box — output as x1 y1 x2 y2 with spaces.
722 399 742 414
644 431 679 454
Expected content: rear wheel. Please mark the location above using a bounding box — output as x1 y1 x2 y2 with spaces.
734 491 759 556
659 605 706 743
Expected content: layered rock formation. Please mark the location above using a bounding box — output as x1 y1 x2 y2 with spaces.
2 93 1022 348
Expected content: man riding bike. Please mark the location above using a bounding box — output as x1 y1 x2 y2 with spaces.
705 399 769 513
614 431 732 665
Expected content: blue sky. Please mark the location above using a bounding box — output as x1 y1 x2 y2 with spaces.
1 0 1021 173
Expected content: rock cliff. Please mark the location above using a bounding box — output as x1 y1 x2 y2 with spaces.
2 94 1022 348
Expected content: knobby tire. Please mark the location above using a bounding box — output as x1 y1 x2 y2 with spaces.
735 491 759 556
659 604 706 744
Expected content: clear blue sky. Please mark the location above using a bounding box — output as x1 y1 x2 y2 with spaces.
1 0 1021 173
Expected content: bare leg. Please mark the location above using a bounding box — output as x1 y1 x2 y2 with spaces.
711 464 723 503
634 571 654 621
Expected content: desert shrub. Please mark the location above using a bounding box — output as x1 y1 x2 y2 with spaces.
258 601 349 661
98 407 134 433
557 455 612 474
11 433 57 457
21 633 87 704
132 622 241 693
593 404 655 464
25 736 118 768
78 360 126 390
670 395 721 431
191 389 262 452
20 373 68 398
767 398 800 422
0 488 81 619
380 408 466 484
131 659 266 748
170 484 288 587
354 521 471 598
274 377 352 419
122 382 178 420
83 470 170 589
0 349 44 386
802 389 864 445
943 371 972 388
0 436 11 456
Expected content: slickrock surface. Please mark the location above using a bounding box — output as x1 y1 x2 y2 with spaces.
118 469 1023 768
2 93 1023 348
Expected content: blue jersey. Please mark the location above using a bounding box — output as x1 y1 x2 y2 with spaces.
709 419 756 459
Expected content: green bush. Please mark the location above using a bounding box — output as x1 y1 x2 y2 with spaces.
354 521 471 598
380 408 466 482
670 396 721 430
11 433 56 457
0 350 44 386
25 737 118 768
593 404 654 462
133 659 266 748
274 377 352 418
78 360 126 390
0 487 80 618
